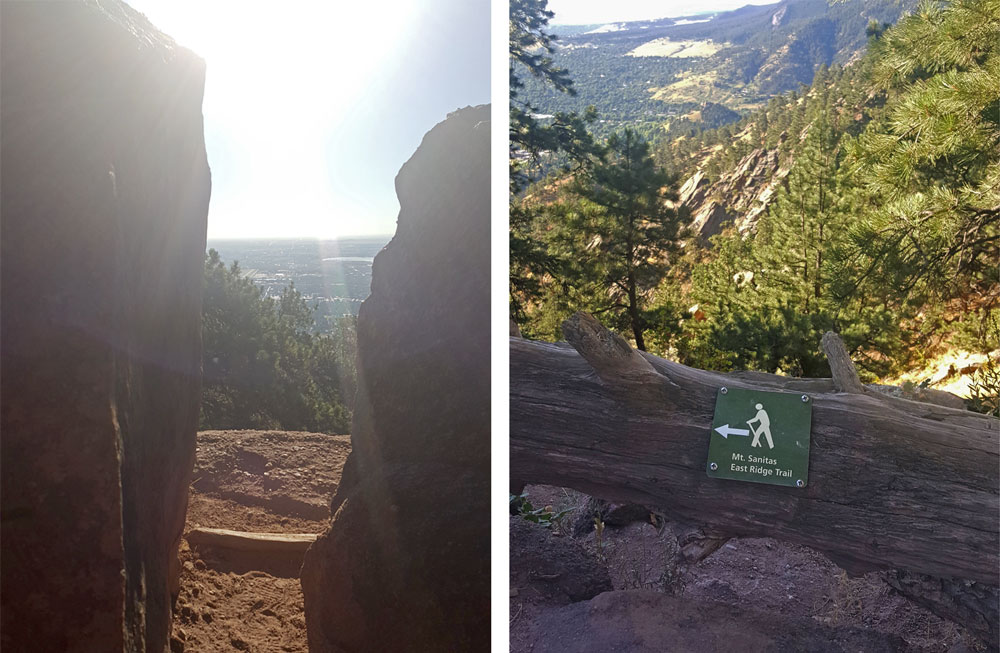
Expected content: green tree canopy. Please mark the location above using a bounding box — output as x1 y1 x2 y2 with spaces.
201 249 356 433
554 129 686 351
841 0 999 327
672 0 998 379
509 0 601 322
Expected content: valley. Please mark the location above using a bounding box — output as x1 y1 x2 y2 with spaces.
207 237 388 331
518 0 917 133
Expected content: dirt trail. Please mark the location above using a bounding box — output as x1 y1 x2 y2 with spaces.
171 430 349 653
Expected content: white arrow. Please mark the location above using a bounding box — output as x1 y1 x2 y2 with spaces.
714 424 750 439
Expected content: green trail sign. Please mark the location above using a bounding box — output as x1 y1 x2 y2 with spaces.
706 386 813 487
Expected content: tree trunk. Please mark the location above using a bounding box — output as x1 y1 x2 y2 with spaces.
511 313 999 646
625 271 645 351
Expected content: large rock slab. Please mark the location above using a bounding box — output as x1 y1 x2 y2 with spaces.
1 2 210 651
301 105 490 652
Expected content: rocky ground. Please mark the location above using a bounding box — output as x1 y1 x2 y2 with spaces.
511 485 985 653
170 430 349 653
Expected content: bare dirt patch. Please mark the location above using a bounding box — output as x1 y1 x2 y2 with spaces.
171 430 349 652
511 485 981 652
651 69 734 105
628 38 727 58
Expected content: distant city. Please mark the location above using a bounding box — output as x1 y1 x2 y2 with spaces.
207 237 391 331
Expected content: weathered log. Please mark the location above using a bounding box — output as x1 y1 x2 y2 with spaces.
511 313 998 642
187 528 317 556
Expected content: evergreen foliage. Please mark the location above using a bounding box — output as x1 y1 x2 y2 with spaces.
566 130 686 350
509 0 601 321
200 249 356 433
839 0 999 332
967 357 1000 416
509 0 599 193
688 117 853 374
674 0 998 378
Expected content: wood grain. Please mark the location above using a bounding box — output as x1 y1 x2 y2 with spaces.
510 318 998 585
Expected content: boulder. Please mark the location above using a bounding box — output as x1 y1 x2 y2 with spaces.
676 169 709 207
1 2 210 651
301 105 490 652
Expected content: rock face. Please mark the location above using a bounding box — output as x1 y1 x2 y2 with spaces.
690 201 734 239
301 105 491 652
679 146 787 241
1 2 210 651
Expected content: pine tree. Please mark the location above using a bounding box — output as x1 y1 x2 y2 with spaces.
509 0 600 325
569 129 685 350
200 250 353 433
685 105 861 375
842 0 1000 349
756 114 841 317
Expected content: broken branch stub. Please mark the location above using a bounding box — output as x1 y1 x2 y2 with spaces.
561 312 673 388
820 331 866 394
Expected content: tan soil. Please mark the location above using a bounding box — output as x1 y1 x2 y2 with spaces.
171 430 349 653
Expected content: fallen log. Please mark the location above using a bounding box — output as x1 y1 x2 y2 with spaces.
511 313 999 644
186 528 317 556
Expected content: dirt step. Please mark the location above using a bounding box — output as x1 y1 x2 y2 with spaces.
187 527 318 557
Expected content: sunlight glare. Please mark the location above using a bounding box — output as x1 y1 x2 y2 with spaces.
130 1 417 238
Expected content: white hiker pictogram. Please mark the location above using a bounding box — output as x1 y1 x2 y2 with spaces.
746 403 774 449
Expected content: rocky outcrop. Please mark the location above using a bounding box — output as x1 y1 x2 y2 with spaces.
301 105 490 652
1 2 210 651
771 4 788 27
690 201 734 239
680 146 788 240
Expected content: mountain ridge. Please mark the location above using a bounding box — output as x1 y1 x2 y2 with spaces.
519 0 917 132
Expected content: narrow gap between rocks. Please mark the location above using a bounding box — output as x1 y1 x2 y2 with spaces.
171 430 349 653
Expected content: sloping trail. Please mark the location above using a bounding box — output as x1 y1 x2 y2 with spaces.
171 430 349 653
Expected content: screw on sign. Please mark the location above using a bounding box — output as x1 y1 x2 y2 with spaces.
706 386 813 488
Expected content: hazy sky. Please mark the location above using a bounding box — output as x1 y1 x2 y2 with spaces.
547 0 778 25
127 1 490 239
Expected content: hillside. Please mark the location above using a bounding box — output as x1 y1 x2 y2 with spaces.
660 3 998 381
519 0 916 134
656 59 876 240
510 2 998 648
511 0 998 398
